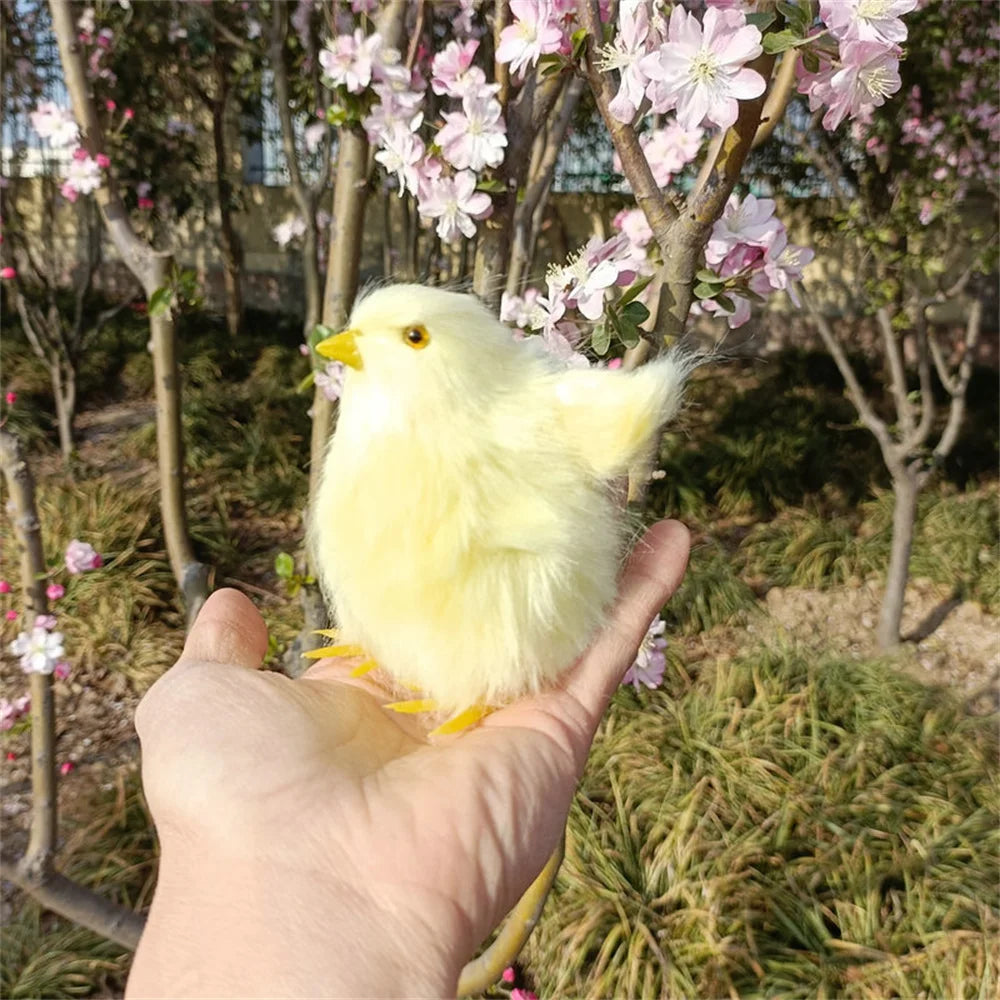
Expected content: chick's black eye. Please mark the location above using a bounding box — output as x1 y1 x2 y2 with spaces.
404 325 430 349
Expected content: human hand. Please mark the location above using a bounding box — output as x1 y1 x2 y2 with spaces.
126 519 689 999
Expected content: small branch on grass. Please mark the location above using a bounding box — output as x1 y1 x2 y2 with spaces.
0 431 145 950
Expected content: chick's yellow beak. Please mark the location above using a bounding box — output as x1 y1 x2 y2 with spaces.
316 328 363 370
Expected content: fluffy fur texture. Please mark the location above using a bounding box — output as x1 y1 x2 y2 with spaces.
309 284 688 715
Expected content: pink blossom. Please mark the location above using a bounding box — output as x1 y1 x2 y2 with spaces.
495 0 564 78
65 154 103 196
702 292 752 329
0 580 10 593
820 0 917 46
622 615 667 691
705 193 781 265
29 102 79 147
95 153 111 168
500 288 542 330
431 39 480 97
60 761 75 775
45 583 65 601
607 357 623 370
613 207 654 248
320 29 384 93
315 361 346 402
641 6 765 130
272 216 307 249
138 197 155 210
501 967 516 985
600 1 655 123
750 230 814 305
5 610 17 621
9 626 65 674
53 661 71 680
374 126 426 195
0 267 15 280
417 170 492 243
5 752 16 760
629 121 704 187
105 99 117 112
510 989 539 1000
436 89 507 172
0 696 30 731
124 108 134 120
65 539 102 574
34 614 58 630
818 41 902 131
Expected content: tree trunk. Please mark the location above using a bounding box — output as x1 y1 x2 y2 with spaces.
50 360 76 463
211 96 244 338
149 276 209 624
876 470 920 649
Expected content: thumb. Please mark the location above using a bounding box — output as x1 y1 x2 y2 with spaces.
180 588 269 669
562 518 690 722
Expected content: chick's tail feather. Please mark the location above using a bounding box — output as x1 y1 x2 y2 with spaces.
554 350 693 481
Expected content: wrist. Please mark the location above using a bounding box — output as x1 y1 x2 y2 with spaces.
127 836 462 998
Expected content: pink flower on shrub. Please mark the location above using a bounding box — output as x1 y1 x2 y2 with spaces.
510 990 538 1000
54 661 71 680
5 610 18 621
65 539 102 574
46 583 65 601
124 108 134 120
3 391 14 404
622 615 668 690
34 614 58 630
0 580 10 594
60 761 75 775
9 626 65 674
501 967 516 984
0 267 15 280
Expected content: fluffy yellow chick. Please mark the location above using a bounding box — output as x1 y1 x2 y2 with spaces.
308 284 688 728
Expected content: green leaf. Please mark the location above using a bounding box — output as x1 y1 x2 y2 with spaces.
617 274 653 308
621 300 650 325
617 319 641 349
695 268 726 286
715 294 737 313
694 282 722 300
571 27 589 62
762 29 801 53
475 178 506 193
296 370 316 394
591 322 611 356
274 552 295 580
148 286 173 317
746 11 777 31
310 323 335 347
537 53 564 79
776 0 812 33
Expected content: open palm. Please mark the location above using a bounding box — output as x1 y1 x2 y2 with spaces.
129 520 689 998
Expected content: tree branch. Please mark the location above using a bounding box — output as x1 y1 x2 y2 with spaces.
876 306 914 439
934 297 983 461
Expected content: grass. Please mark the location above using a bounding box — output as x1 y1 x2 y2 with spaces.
528 643 999 999
740 487 999 612
1 772 156 999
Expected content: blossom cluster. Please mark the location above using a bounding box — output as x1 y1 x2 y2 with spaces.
795 0 916 131
697 193 814 329
500 231 647 364
3 538 103 678
315 28 500 245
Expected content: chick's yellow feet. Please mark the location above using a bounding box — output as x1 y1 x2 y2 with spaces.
383 699 494 736
302 639 378 676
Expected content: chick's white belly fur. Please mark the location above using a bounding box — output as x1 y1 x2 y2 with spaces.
313 441 622 714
